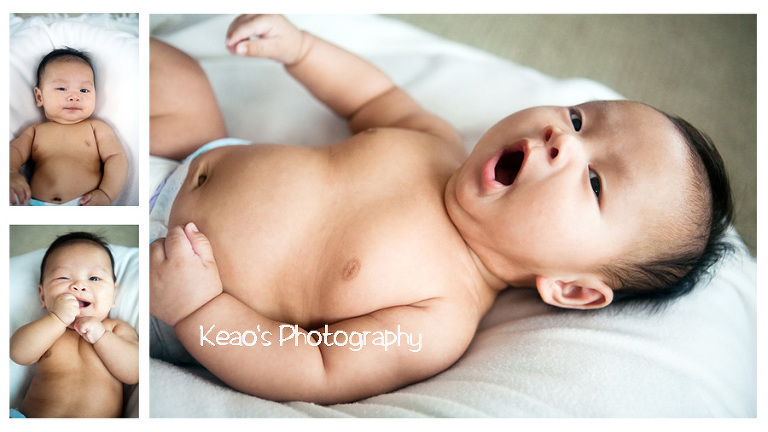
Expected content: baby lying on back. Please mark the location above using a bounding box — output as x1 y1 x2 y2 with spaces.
10 48 126 206
149 15 733 404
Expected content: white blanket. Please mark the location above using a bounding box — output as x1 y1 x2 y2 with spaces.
149 14 756 417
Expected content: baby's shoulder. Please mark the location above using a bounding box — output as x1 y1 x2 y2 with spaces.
83 118 109 129
102 318 126 330
103 318 137 337
350 126 464 167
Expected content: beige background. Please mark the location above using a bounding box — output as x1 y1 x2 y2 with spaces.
387 14 756 255
9 225 139 257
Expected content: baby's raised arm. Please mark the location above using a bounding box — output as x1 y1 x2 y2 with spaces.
226 15 461 145
75 317 139 385
10 293 79 365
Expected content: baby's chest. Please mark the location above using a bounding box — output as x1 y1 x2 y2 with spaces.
226 195 462 329
32 123 98 158
37 331 105 374
315 228 453 323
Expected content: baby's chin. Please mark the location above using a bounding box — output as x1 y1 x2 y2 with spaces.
45 112 93 125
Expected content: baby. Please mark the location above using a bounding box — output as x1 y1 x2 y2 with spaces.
150 15 733 404
9 47 127 206
10 232 139 418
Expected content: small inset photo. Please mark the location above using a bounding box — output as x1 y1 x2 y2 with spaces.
9 225 139 418
9 13 139 206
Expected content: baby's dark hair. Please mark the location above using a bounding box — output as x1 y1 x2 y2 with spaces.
603 112 734 312
39 232 116 285
36 47 95 88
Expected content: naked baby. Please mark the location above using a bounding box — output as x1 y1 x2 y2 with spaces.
10 232 139 418
150 15 732 404
9 48 127 206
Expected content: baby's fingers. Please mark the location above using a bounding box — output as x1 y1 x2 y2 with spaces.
163 225 195 259
149 237 167 264
184 223 216 264
9 188 21 205
226 14 272 51
79 190 94 206
10 183 30 205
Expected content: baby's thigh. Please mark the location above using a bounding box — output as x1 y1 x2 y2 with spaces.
150 39 226 160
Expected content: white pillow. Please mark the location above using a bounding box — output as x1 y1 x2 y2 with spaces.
8 245 139 417
9 14 139 206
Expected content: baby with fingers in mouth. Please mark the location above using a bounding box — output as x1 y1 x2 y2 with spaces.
10 232 138 418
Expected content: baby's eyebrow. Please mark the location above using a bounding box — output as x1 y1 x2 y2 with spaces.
46 264 111 275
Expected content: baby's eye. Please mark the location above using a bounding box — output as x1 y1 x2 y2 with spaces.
89 276 101 281
56 87 67 91
589 169 601 198
80 89 90 93
570 108 583 132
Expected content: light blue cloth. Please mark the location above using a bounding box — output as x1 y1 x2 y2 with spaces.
29 196 81 206
10 408 25 418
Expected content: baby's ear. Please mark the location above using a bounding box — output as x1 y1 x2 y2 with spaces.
34 87 43 107
112 283 119 308
38 285 46 309
535 275 613 310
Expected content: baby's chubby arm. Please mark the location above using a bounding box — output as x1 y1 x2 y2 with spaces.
152 224 476 404
74 317 139 384
226 15 462 147
80 119 127 206
150 223 224 327
9 125 34 205
10 293 79 365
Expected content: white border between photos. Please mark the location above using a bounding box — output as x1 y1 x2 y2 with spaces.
1 0 763 431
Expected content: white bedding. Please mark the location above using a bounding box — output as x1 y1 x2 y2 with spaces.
9 14 139 206
8 244 140 418
148 14 756 417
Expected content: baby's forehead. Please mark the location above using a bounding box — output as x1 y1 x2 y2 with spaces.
46 242 111 266
41 57 94 79
589 101 697 229
580 99 665 123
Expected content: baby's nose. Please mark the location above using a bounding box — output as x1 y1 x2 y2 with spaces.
69 281 87 291
543 125 581 164
544 126 563 158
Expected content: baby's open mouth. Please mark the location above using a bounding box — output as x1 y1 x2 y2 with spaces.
494 149 524 186
78 300 91 308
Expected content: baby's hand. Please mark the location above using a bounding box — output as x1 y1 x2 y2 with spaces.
150 223 223 327
79 189 111 206
9 172 31 205
225 14 307 65
51 293 79 327
73 316 106 344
